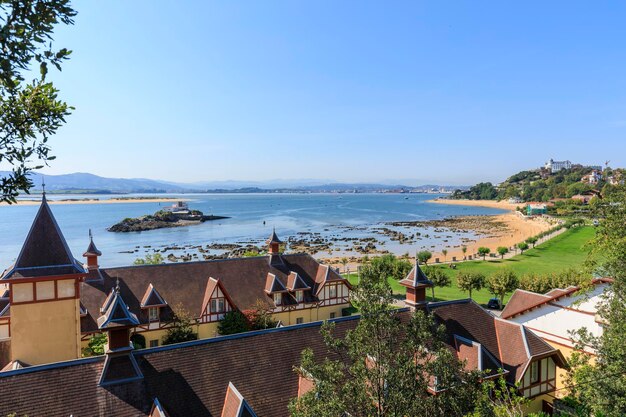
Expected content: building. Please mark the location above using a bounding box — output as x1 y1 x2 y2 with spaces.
0 196 352 368
0 263 566 416
544 159 572 173
501 279 612 392
527 203 548 216
581 170 602 185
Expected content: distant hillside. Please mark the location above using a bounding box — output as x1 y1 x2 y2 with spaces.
451 166 624 202
0 171 465 194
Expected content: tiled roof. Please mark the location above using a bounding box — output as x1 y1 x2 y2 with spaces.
141 283 167 308
0 316 360 417
83 236 102 257
428 299 564 383
399 262 433 288
266 229 283 244
80 254 344 333
97 288 140 329
501 278 612 319
1 196 85 279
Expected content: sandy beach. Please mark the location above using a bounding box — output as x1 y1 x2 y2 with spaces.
0 197 189 206
323 199 556 270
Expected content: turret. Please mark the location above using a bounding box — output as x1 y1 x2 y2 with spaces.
266 228 283 255
83 229 102 271
399 257 433 307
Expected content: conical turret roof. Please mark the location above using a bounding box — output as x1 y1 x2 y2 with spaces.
266 228 283 244
83 230 102 257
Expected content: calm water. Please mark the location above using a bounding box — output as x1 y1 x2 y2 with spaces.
0 193 506 267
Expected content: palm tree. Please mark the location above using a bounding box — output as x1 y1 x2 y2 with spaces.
461 245 467 260
442 249 448 263
340 257 348 273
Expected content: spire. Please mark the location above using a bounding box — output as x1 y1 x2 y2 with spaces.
266 228 283 245
399 256 433 307
83 229 102 257
2 195 85 279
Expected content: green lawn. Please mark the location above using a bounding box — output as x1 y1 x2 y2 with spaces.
347 226 595 306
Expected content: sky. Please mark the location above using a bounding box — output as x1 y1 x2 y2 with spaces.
31 1 626 185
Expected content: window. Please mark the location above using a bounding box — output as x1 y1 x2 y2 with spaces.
148 307 159 321
296 317 304 324
329 285 338 298
530 361 540 384
330 312 336 319
296 290 303 302
149 339 159 348
210 298 225 313
274 293 282 306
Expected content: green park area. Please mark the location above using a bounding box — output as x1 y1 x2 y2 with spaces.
347 225 595 305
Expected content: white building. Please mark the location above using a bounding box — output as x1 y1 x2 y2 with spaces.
544 159 572 173
502 279 611 355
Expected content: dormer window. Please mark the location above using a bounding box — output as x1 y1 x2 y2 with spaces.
274 293 282 306
329 284 338 298
210 298 225 313
296 290 304 302
148 307 159 322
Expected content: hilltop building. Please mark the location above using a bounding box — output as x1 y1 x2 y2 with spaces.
0 196 352 368
581 170 602 185
502 279 611 393
544 159 572 173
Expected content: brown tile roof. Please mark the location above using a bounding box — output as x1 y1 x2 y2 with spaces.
97 289 140 329
221 382 258 417
1 196 85 279
501 278 613 319
81 254 343 333
428 299 564 384
83 234 102 257
141 283 168 308
0 316 360 417
399 262 433 289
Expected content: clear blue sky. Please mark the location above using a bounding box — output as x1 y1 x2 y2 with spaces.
40 1 626 185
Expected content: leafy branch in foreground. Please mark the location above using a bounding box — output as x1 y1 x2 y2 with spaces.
0 1 76 203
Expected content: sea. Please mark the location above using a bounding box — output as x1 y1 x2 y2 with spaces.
0 193 507 268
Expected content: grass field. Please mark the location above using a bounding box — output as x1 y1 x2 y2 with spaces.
347 226 595 305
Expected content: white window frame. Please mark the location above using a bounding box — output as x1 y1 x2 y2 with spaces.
296 290 303 302
274 293 282 306
210 298 226 313
148 307 159 322
329 284 338 298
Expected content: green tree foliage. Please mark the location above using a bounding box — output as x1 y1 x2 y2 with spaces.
162 304 197 345
0 1 76 203
486 269 519 304
469 375 533 417
417 250 432 265
477 247 491 260
451 182 498 200
519 269 591 295
567 186 626 416
133 253 164 265
81 333 107 357
496 246 509 259
441 248 448 262
424 266 451 299
457 272 485 299
525 236 538 248
366 254 412 282
289 267 482 417
517 242 529 254
217 310 250 335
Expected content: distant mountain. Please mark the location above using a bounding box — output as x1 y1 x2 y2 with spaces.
0 171 466 194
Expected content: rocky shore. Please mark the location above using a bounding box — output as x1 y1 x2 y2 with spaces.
109 210 229 232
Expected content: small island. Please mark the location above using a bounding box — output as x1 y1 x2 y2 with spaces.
108 201 229 232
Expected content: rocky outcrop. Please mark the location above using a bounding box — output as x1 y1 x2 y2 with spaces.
109 210 229 232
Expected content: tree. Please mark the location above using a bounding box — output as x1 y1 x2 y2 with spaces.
517 242 529 254
289 266 482 417
567 186 626 416
462 245 468 260
134 253 164 265
526 236 538 248
441 248 448 262
477 247 490 261
246 299 278 330
470 375 532 417
417 250 432 265
367 254 412 282
340 257 348 273
162 303 197 345
457 272 485 300
217 310 250 335
0 1 76 203
424 266 451 300
496 246 509 259
81 333 107 357
486 269 519 305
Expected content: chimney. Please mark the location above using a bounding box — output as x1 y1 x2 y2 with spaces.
398 257 433 307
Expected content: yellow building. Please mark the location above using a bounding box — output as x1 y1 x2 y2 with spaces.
0 198 352 369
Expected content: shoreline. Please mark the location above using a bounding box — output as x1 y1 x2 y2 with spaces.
0 197 190 206
321 199 555 270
